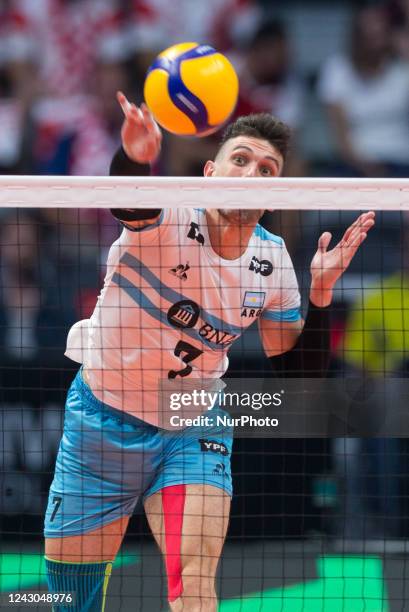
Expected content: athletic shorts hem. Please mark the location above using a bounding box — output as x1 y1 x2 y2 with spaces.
143 478 233 501
43 513 131 539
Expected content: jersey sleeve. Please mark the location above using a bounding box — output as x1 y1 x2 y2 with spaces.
261 244 301 322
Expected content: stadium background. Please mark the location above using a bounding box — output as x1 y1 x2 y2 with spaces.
2 0 409 608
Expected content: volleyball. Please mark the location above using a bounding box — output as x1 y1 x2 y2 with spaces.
143 42 239 137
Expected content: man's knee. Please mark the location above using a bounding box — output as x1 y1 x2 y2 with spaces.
170 595 216 612
182 572 216 593
168 557 218 610
170 574 217 612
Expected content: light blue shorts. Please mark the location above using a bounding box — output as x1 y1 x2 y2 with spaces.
44 371 233 537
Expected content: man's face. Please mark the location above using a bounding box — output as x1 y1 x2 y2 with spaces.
204 135 284 225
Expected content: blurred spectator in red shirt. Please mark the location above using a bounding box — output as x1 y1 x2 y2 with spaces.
233 20 304 131
232 19 306 177
18 0 128 175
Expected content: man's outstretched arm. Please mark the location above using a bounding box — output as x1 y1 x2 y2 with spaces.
261 211 376 377
110 91 163 228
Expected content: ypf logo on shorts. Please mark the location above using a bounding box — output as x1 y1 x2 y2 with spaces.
249 256 273 276
198 439 229 456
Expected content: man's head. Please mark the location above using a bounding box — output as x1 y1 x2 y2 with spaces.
204 113 291 224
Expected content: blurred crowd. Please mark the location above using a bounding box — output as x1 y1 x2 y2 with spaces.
3 0 409 178
2 0 409 540
0 0 259 176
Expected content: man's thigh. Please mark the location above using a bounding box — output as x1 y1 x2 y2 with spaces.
142 409 233 600
45 515 130 562
143 410 234 500
44 372 164 539
145 484 230 595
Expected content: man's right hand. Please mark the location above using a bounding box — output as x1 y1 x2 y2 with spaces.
117 91 162 164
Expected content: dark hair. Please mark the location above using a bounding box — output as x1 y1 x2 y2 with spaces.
249 19 287 49
219 113 291 161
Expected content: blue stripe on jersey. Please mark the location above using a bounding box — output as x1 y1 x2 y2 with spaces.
120 252 244 336
253 225 284 245
112 272 230 351
261 308 302 322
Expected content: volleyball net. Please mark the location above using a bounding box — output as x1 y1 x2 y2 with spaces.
1 175 408 610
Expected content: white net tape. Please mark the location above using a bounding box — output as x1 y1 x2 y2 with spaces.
1 175 409 208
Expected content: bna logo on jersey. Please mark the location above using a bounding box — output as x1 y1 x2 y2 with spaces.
167 300 200 329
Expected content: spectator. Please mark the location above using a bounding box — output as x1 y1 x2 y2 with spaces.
318 4 409 178
0 0 35 172
18 0 128 175
233 20 304 141
124 0 261 82
0 212 76 368
69 61 128 176
343 232 409 374
387 0 409 60
331 228 409 541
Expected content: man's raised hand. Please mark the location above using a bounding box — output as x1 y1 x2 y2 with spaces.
309 211 376 307
117 91 162 164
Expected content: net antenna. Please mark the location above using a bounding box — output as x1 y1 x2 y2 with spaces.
1 175 409 209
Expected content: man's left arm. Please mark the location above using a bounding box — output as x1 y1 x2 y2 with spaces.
260 303 330 377
261 211 375 377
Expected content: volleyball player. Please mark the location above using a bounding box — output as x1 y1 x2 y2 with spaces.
44 92 375 612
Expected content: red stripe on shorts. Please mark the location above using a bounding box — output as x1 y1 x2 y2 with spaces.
162 484 186 602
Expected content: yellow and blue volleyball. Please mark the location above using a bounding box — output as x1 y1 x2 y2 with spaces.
143 42 239 137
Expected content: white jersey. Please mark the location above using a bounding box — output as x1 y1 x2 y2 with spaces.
66 208 301 426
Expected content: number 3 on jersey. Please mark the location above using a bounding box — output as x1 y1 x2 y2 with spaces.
168 340 203 379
